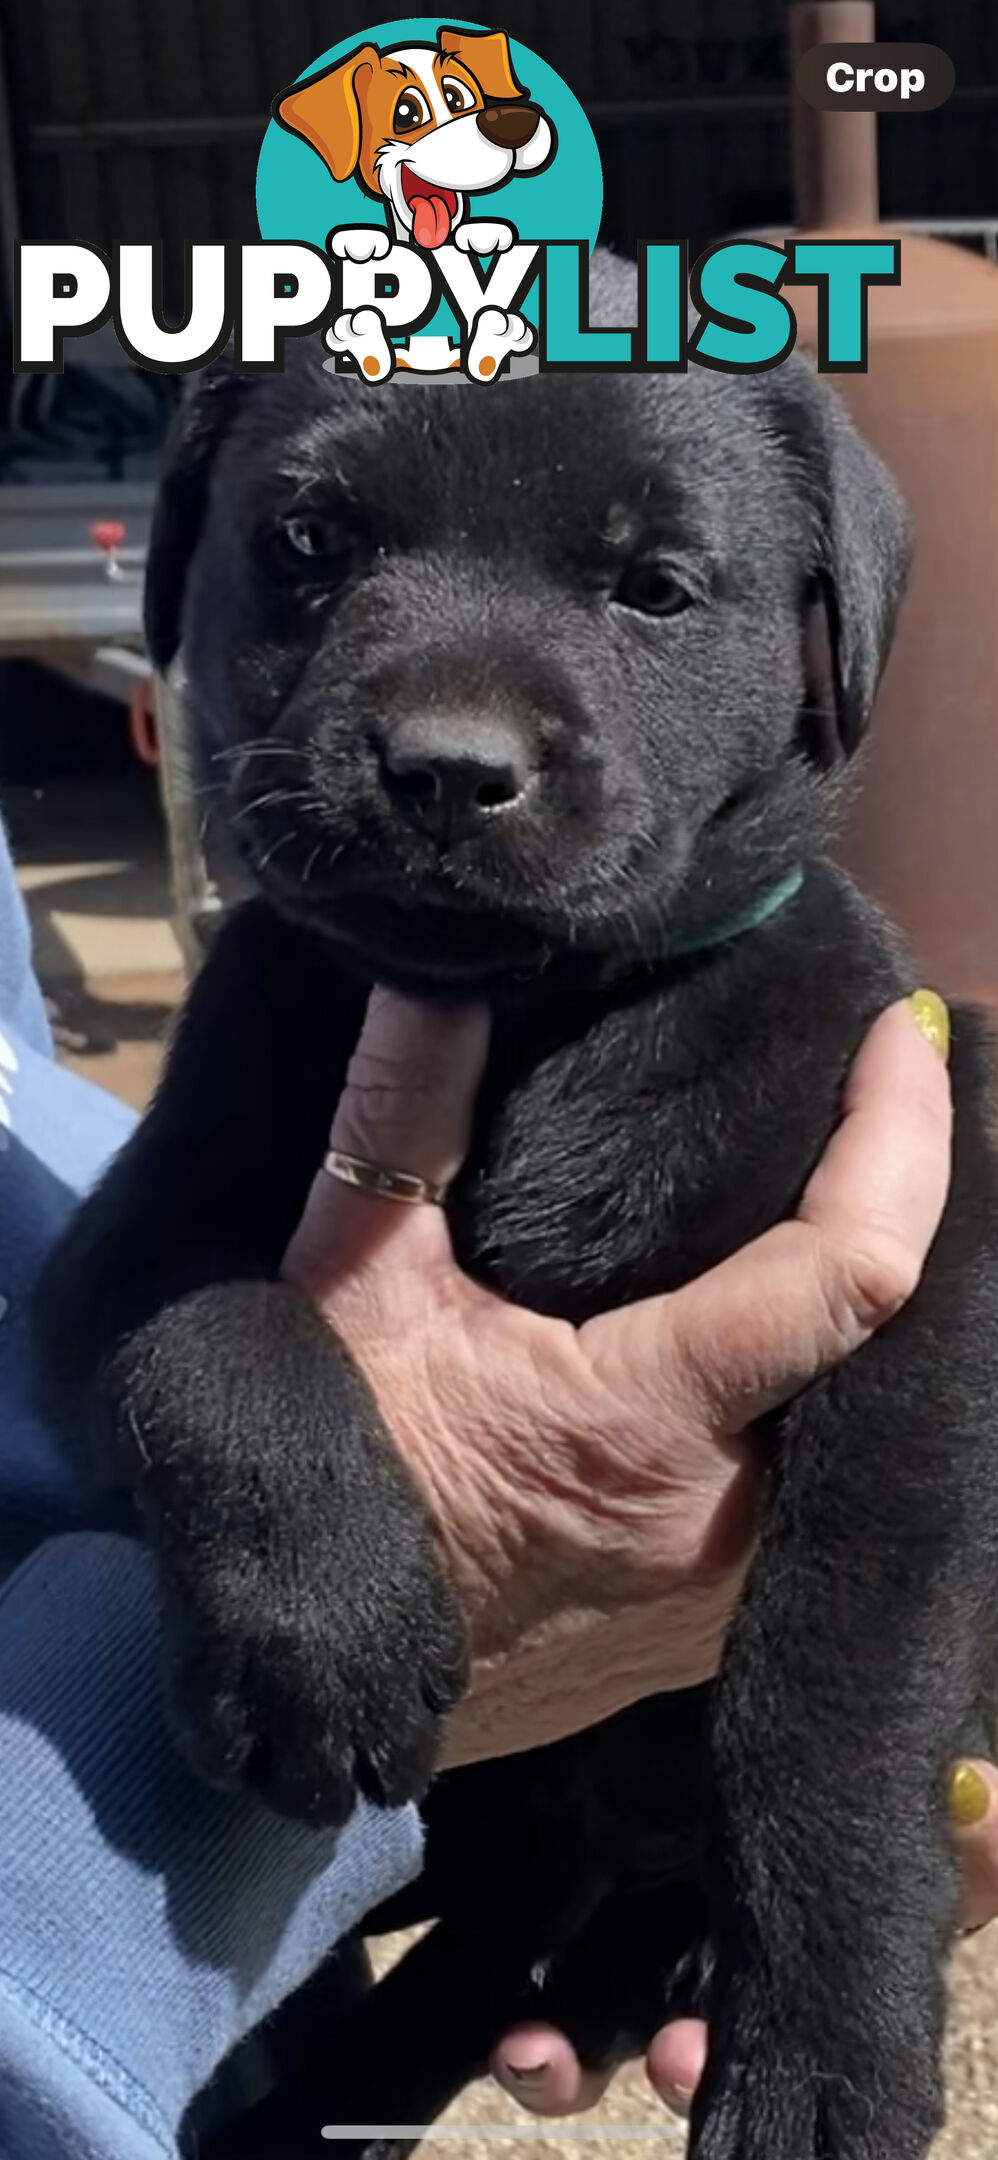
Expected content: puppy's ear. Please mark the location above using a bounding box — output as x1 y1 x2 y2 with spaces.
145 355 246 672
274 46 378 182
789 372 913 756
438 26 527 100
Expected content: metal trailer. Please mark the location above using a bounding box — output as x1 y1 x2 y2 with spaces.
0 474 221 973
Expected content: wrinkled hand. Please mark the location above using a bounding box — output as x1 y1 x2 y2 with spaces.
282 987 973 2107
287 992 952 1760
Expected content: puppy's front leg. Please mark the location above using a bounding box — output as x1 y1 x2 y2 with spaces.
36 899 466 1824
693 1172 998 2160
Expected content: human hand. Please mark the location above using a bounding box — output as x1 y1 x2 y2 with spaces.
284 989 952 1765
284 982 958 2111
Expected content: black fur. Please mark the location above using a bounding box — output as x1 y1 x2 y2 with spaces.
35 254 998 2159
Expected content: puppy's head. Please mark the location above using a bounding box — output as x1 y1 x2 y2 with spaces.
147 254 911 991
275 29 554 249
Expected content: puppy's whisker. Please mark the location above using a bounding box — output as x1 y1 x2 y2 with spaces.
256 828 297 871
211 740 307 765
230 787 311 826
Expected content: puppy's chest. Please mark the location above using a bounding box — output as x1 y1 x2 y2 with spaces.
447 993 828 1323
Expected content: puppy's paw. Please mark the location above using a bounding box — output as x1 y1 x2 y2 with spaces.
324 307 394 381
159 1488 466 1826
330 225 392 264
453 220 515 256
691 2048 822 2160
691 1969 943 2160
467 306 534 381
121 1283 468 1825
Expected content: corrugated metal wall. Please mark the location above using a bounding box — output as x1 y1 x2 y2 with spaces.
2 0 996 269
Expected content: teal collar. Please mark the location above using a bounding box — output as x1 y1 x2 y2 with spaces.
668 864 805 961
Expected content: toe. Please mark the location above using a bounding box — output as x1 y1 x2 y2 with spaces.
646 2019 707 2117
491 2026 612 2115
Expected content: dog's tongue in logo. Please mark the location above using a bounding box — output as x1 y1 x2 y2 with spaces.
402 169 459 250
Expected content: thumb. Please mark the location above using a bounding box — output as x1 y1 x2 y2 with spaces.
283 989 490 1292
582 997 952 1433
948 1759 998 1933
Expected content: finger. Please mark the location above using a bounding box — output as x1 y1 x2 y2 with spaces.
583 996 952 1432
328 988 490 1183
490 2026 612 2115
645 2019 708 2117
283 991 490 1290
948 1759 998 1932
797 990 951 1279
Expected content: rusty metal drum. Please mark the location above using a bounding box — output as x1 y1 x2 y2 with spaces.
788 3 998 1005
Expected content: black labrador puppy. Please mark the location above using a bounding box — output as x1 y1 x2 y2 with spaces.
36 252 998 2160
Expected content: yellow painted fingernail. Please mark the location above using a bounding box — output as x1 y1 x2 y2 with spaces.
948 1762 991 1828
908 989 950 1064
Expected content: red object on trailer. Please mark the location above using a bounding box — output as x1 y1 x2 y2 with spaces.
85 514 160 764
128 682 158 766
89 519 127 557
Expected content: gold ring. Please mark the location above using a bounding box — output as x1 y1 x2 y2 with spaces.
323 1149 449 1207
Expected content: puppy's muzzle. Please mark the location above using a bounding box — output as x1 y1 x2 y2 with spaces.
379 712 537 842
477 102 543 152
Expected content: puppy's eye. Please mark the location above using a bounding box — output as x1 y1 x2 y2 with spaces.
393 89 431 133
615 559 694 618
441 76 476 115
268 513 355 581
282 516 328 559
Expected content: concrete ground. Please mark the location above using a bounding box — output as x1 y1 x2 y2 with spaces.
9 771 998 2155
5 771 185 1109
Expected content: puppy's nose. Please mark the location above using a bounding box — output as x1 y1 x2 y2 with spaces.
381 714 535 838
476 102 541 151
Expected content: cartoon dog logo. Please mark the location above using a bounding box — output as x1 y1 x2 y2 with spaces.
274 25 556 377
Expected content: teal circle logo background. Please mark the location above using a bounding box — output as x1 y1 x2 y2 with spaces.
256 16 603 342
